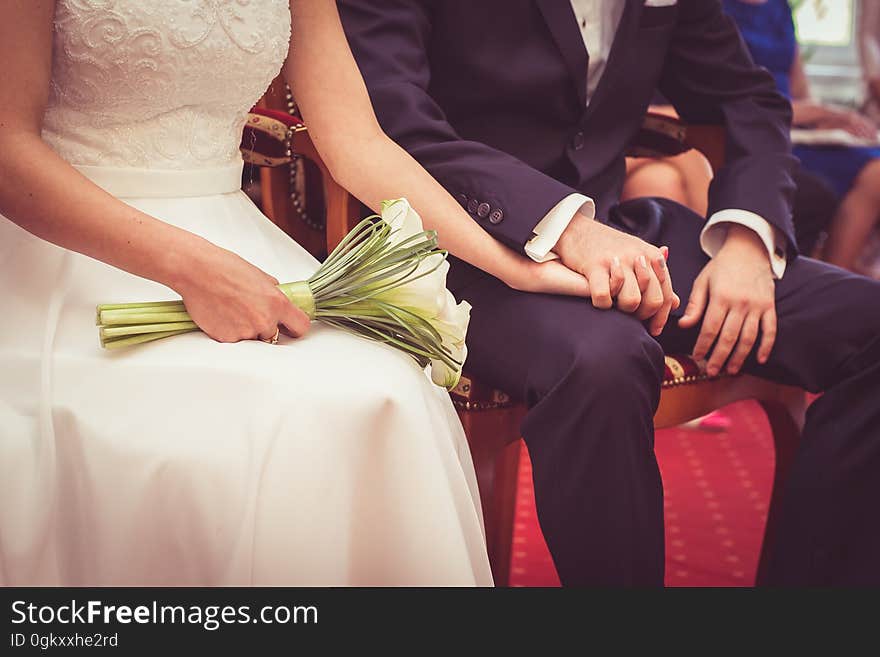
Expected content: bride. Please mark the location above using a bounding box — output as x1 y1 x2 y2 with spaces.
0 0 588 585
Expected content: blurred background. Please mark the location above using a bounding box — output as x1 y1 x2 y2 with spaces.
795 0 865 103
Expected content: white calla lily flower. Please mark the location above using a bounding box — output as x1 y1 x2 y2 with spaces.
382 200 470 388
381 198 422 242
377 199 450 316
429 294 471 389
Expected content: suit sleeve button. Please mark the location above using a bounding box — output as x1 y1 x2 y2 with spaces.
476 202 491 218
456 193 468 208
467 198 479 214
489 208 504 224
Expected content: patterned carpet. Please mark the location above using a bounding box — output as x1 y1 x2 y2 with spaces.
508 400 774 587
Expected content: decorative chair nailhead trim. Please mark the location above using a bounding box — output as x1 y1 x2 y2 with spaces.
450 357 723 411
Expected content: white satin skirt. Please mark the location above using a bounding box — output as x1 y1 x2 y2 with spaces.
0 163 492 586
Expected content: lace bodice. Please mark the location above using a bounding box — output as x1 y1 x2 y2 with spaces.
43 0 291 170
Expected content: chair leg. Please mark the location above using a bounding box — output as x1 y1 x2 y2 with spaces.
755 394 806 585
488 441 521 587
457 407 524 586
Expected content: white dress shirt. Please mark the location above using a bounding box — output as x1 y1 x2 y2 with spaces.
525 0 787 279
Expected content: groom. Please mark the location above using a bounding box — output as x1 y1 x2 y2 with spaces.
339 0 880 585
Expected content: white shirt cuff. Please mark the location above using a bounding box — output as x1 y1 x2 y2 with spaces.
525 193 596 263
700 209 787 279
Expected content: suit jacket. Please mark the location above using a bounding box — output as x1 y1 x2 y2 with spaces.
338 0 798 256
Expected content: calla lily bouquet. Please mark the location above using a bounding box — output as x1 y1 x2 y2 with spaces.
95 199 470 389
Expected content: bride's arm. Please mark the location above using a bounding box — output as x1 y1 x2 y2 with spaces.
284 0 589 298
0 1 308 342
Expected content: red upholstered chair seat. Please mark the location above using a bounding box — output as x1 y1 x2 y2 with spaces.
241 108 304 167
662 353 711 387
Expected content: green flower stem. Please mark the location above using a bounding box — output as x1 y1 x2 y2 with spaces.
101 328 198 349
99 310 193 326
100 321 198 340
96 300 184 324
97 300 185 311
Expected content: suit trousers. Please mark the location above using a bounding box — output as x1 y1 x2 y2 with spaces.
448 198 880 586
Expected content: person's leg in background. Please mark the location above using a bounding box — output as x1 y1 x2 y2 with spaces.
622 150 712 217
822 159 880 271
794 145 880 273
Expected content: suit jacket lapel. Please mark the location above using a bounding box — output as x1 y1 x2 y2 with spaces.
535 0 590 107
586 0 644 116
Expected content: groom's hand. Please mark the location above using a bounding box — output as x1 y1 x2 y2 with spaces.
679 225 778 376
555 211 680 336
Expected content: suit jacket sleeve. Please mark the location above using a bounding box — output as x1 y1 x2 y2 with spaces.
657 0 799 254
337 0 579 253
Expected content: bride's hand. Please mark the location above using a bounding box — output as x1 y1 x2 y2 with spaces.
171 242 311 343
505 258 591 297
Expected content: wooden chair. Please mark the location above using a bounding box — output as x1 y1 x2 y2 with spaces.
242 96 806 587
244 87 361 259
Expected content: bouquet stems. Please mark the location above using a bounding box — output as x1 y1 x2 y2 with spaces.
95 200 471 389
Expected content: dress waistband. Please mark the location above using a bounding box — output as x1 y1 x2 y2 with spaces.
74 162 244 199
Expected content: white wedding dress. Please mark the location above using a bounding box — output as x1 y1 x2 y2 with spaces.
0 0 492 586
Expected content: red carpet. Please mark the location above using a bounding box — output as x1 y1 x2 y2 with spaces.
508 400 774 587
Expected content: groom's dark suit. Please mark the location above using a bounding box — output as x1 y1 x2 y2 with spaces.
339 0 880 586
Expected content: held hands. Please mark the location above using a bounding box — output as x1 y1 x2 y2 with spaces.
172 242 310 343
679 225 777 376
507 258 591 298
555 212 680 335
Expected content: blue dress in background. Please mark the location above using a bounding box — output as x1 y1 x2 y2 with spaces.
722 0 880 198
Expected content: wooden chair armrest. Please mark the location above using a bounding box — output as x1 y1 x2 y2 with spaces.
289 128 361 250
683 123 726 173
242 109 360 253
241 108 305 167
628 112 726 172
